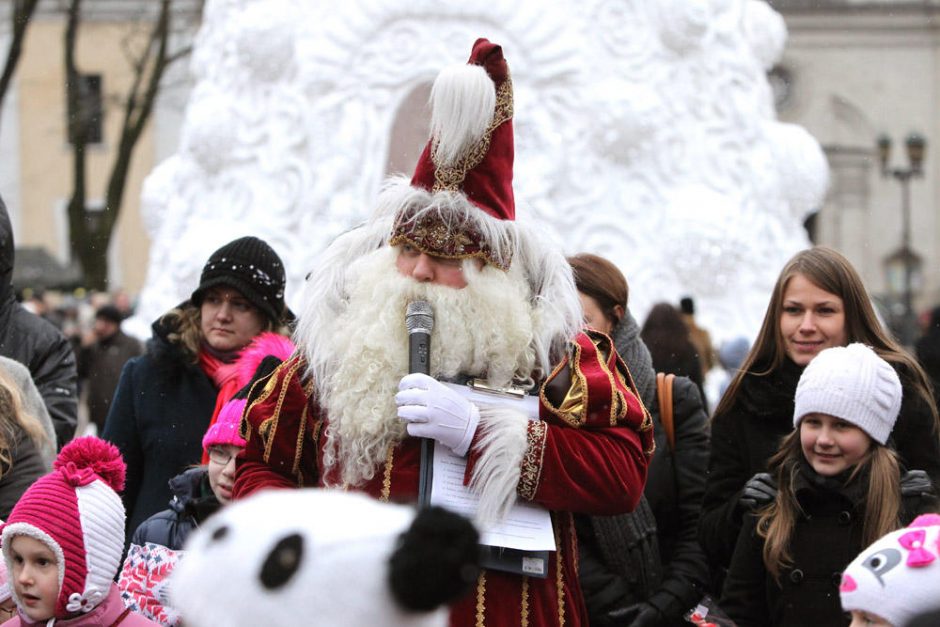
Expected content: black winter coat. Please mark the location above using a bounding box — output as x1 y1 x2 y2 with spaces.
131 467 221 551
720 462 926 627
0 199 78 446
916 324 940 410
579 376 710 626
643 376 710 622
102 314 218 539
699 357 940 582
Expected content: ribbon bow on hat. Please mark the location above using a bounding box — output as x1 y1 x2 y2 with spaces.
898 529 936 567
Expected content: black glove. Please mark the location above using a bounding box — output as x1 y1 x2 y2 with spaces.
739 472 777 513
606 602 663 627
900 469 935 499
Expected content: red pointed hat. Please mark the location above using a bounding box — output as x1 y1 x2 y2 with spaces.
389 38 515 269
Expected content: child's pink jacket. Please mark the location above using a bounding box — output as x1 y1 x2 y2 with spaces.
1 583 160 627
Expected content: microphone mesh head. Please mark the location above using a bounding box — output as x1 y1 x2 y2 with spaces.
406 300 434 333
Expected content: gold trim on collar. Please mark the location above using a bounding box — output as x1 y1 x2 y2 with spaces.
291 404 309 482
539 342 589 428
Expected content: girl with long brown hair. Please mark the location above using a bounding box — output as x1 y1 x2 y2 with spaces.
699 246 940 590
720 344 928 626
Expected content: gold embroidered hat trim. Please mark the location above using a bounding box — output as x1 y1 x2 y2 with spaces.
389 205 512 271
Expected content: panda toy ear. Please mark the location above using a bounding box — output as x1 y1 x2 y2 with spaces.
388 506 480 612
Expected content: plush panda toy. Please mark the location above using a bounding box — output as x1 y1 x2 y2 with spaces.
170 489 480 627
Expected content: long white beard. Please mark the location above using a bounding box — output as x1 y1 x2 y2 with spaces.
304 246 537 487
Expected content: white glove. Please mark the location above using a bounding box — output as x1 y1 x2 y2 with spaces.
396 373 480 457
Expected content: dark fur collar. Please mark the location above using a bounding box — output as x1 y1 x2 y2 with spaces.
146 310 205 382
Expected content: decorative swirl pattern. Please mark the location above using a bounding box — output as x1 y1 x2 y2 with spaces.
654 0 712 54
131 0 827 346
743 0 788 70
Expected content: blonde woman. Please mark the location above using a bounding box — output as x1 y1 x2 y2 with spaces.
0 363 52 518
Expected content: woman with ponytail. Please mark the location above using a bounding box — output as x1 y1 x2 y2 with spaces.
0 364 52 518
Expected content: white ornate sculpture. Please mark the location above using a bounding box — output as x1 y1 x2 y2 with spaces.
130 0 828 344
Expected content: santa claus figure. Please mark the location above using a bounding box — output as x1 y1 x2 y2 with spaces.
234 38 653 626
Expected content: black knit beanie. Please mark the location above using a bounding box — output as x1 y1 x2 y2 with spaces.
191 236 288 325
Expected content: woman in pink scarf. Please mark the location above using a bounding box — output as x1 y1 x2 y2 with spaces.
102 237 293 542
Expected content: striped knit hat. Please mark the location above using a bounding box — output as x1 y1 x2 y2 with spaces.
1 437 126 618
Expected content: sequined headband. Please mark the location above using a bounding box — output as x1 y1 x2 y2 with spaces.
388 207 511 271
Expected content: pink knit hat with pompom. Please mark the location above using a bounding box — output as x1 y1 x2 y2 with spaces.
203 398 248 451
1 437 126 618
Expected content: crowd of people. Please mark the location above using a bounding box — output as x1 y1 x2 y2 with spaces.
0 37 938 627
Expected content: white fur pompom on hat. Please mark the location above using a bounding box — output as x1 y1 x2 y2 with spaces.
793 343 902 445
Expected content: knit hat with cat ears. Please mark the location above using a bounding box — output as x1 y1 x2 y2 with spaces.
840 514 940 626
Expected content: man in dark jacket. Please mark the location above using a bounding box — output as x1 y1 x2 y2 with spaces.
79 304 142 433
0 196 78 445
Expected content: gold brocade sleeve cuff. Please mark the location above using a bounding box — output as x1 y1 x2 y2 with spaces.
518 420 548 501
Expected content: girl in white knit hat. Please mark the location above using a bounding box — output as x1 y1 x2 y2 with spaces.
720 343 934 627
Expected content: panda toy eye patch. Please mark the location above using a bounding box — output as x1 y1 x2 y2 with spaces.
210 525 229 542
260 533 304 589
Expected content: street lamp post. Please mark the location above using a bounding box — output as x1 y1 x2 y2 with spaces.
877 132 927 347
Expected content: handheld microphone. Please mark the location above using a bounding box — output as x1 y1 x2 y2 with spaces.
406 301 433 376
405 301 435 507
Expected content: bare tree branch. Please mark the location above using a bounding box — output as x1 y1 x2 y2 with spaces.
103 0 171 235
64 0 96 285
0 0 41 121
164 44 192 66
62 0 198 289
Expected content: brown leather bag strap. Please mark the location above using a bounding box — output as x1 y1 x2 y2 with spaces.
656 372 676 452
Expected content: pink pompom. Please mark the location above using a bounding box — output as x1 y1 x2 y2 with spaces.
236 332 295 388
54 437 126 492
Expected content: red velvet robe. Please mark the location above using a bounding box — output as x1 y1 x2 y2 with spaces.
234 330 653 627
